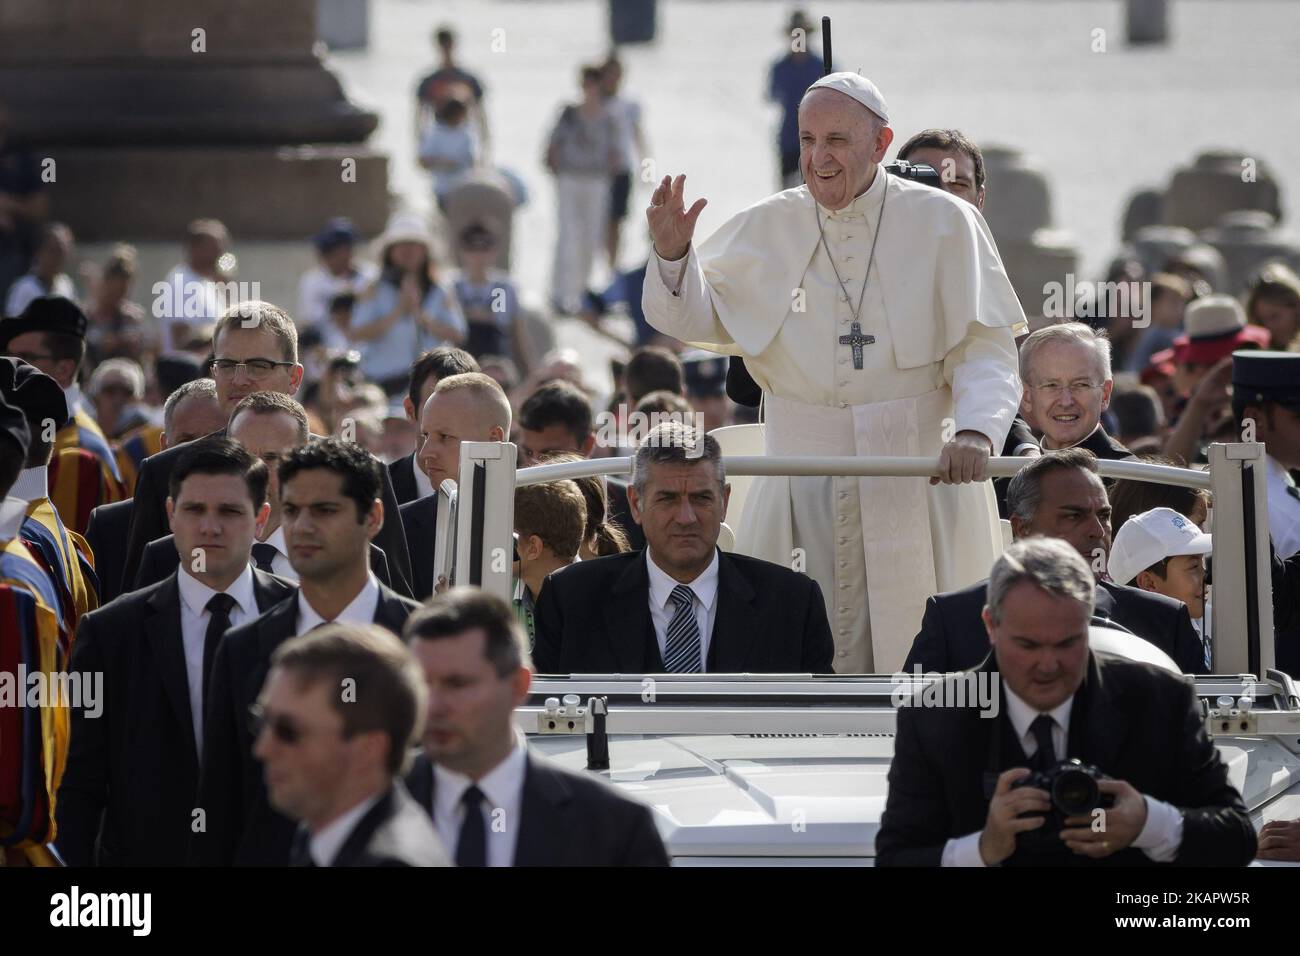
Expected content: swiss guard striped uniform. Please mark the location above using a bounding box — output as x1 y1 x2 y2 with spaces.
1 498 66 866
49 400 127 536
13 466 100 644
113 422 164 498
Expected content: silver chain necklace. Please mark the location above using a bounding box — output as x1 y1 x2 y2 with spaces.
814 173 889 325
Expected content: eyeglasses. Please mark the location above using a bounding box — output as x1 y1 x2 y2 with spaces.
209 357 295 379
1031 381 1104 399
249 703 308 745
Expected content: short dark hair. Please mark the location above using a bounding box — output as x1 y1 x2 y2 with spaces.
519 380 593 447
230 390 310 444
537 451 631 555
168 435 269 511
625 347 683 404
1005 447 1099 524
213 300 299 364
897 128 986 190
1109 381 1164 442
515 480 587 561
270 623 427 777
404 587 529 675
278 437 380 521
1108 454 1210 533
407 347 479 415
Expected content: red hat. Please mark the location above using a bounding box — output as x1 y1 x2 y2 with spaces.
1171 295 1271 365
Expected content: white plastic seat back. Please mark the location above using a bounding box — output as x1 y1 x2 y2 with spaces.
709 423 765 549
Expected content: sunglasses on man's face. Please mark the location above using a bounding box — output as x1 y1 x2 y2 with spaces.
249 703 306 745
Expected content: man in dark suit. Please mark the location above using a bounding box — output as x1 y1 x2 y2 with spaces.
878 537 1255 867
905 448 1205 674
1018 322 1134 461
57 437 294 866
404 588 669 865
255 623 447 867
121 301 414 597
191 438 421 866
401 371 512 599
534 422 833 674
386 346 479 506
83 499 132 605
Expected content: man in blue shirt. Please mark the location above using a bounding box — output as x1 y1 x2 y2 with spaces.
767 10 826 189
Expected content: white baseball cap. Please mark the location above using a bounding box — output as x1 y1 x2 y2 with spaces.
1108 507 1212 587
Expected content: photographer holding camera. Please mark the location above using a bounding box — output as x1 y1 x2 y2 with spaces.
877 537 1255 867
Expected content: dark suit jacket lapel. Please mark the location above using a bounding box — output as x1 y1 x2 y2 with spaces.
144 574 196 760
1093 583 1118 621
708 551 759 671
514 754 571 866
1067 652 1125 771
373 586 412 633
604 552 660 672
405 753 434 815
251 568 292 612
329 786 400 867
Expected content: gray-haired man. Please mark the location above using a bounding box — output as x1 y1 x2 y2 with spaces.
877 536 1255 867
533 421 833 674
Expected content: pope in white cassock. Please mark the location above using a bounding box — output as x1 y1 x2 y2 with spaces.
641 73 1026 673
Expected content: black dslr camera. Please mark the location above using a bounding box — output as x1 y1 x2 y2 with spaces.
1011 759 1114 847
884 159 942 189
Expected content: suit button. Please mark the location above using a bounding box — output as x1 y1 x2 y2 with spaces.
838 561 847 569
838 649 849 657
839 581 849 589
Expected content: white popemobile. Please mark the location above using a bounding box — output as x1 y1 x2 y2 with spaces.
431 432 1300 866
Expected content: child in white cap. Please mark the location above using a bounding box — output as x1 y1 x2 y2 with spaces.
1109 507 1213 666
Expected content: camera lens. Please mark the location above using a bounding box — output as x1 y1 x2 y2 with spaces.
1052 769 1099 816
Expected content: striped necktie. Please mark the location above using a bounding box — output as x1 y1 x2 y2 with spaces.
663 584 703 673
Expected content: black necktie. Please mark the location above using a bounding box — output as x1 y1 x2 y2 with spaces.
289 826 317 868
1029 714 1057 772
202 593 237 706
456 785 487 868
251 542 277 573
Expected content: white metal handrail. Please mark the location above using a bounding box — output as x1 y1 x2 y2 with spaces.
455 441 1272 676
517 455 1212 490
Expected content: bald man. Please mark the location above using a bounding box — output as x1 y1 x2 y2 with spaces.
401 373 513 598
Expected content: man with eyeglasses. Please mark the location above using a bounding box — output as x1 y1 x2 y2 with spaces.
120 300 415 599
56 437 294 866
254 623 448 867
192 438 421 866
132 392 401 591
1019 322 1135 462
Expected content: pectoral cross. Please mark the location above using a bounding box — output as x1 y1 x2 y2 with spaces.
838 321 876 370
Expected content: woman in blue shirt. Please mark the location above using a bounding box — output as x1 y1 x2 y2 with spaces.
350 215 467 395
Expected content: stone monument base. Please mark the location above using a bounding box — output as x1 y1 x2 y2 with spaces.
45 145 390 241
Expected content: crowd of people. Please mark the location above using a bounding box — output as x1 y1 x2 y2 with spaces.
1 11 1299 869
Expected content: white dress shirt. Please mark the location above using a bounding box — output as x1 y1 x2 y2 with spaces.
9 465 48 504
412 454 434 501
176 565 258 757
0 496 29 541
942 682 1184 866
431 735 528 867
295 571 381 634
645 548 720 669
308 792 383 867
259 526 298 582
1265 455 1300 559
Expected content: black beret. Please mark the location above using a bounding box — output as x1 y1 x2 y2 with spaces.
0 295 87 349
0 394 31 464
0 356 71 431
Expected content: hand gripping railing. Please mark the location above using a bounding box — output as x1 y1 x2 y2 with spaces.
448 442 1270 676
